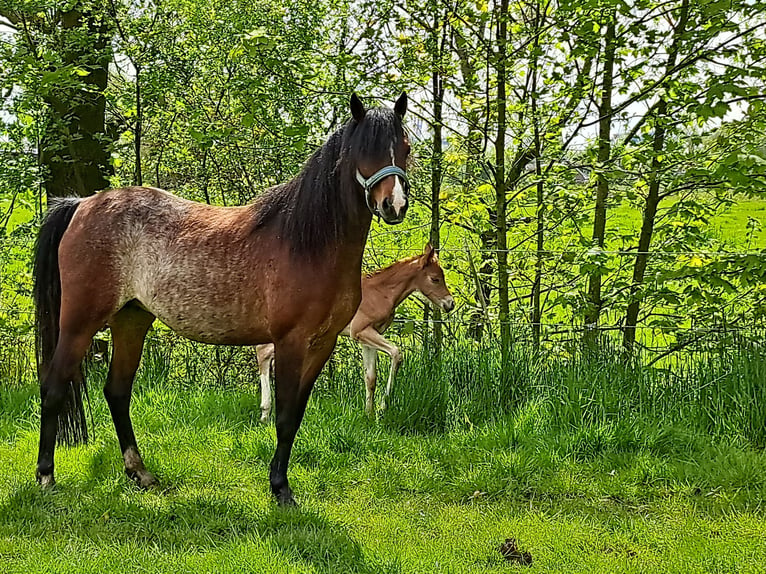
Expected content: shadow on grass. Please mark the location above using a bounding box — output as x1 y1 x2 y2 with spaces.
0 480 399 574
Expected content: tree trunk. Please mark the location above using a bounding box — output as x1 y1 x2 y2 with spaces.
469 227 496 341
623 0 690 354
529 1 545 348
454 20 491 342
584 13 616 347
135 63 143 186
430 7 444 354
530 150 543 348
38 4 114 198
495 0 511 363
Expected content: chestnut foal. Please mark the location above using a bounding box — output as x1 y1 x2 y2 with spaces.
256 243 454 419
32 94 411 505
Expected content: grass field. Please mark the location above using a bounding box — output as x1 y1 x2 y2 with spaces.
1 341 765 573
1 191 764 573
607 196 766 250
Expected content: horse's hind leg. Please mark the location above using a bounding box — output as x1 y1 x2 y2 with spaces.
37 331 98 487
354 328 401 413
255 344 275 423
104 305 156 488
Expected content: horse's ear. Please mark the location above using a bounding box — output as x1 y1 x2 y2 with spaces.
350 93 366 123
394 92 408 118
422 242 435 266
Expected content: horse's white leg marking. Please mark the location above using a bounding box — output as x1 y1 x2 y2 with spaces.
355 328 401 413
389 145 407 216
256 344 274 423
361 345 378 416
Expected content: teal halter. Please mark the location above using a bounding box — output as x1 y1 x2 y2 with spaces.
355 166 410 216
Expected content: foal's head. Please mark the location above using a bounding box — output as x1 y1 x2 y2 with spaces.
414 243 455 312
347 93 410 224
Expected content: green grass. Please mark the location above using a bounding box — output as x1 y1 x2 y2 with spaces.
608 195 766 250
713 197 766 249
1 341 766 573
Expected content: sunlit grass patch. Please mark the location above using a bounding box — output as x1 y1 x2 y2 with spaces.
2 341 766 572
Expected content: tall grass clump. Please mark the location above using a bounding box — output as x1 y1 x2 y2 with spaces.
690 337 766 445
370 333 766 448
3 307 762 450
382 346 450 433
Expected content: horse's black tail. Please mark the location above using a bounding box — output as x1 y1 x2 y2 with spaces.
33 197 89 445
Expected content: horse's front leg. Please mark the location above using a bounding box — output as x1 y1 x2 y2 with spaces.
270 336 336 505
361 345 378 416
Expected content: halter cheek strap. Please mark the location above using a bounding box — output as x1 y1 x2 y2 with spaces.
355 166 410 216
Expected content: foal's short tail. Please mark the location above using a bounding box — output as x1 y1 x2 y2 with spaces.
33 197 89 445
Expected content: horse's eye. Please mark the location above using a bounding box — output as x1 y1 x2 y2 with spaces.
430 277 440 283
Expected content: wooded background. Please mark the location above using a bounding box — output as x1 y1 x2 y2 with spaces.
1 0 765 369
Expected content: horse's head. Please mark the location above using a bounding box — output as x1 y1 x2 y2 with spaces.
414 243 454 312
348 93 410 224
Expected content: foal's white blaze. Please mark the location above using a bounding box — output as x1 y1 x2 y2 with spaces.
389 145 407 215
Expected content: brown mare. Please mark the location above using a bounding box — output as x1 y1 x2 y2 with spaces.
32 94 411 505
256 243 454 420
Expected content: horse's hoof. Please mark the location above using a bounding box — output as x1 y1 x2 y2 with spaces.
37 473 55 490
273 486 297 507
128 469 158 489
260 414 270 424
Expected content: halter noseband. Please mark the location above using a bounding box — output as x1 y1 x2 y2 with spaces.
355 166 410 216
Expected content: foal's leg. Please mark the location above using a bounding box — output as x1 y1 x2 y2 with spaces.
270 337 336 505
354 328 401 412
382 341 403 412
37 330 98 487
255 344 275 423
104 306 156 488
361 345 378 416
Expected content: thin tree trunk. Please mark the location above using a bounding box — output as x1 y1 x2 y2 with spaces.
529 1 544 348
584 13 616 346
623 0 690 354
495 0 511 363
454 22 490 341
135 63 143 186
530 149 543 347
470 227 496 341
430 7 444 354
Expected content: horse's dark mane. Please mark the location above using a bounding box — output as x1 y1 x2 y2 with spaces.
252 106 404 254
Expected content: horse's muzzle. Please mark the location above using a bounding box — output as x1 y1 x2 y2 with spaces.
380 196 408 224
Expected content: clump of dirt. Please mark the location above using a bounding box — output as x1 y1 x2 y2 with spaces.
498 538 533 566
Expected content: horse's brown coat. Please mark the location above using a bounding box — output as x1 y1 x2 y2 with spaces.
33 95 411 505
